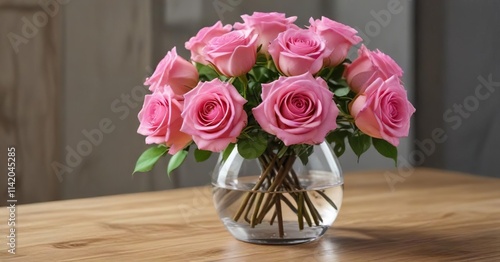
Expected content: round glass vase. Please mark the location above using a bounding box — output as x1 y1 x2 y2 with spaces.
212 141 343 245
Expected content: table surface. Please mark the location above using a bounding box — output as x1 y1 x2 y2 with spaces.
1 168 499 261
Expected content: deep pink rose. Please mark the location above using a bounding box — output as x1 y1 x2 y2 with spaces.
185 21 232 65
234 12 298 53
268 29 327 76
253 73 338 146
344 45 403 93
350 76 415 146
180 79 247 152
137 89 192 155
204 30 258 77
309 16 362 67
144 47 199 95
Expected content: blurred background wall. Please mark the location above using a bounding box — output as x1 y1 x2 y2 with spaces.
0 0 497 204
416 0 500 178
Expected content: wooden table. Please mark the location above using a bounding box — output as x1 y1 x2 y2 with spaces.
1 168 499 261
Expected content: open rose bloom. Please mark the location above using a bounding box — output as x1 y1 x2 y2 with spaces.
135 11 415 174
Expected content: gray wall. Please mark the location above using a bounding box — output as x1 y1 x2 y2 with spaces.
416 0 500 177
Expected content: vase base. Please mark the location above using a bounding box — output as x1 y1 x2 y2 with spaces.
235 237 320 245
221 218 329 245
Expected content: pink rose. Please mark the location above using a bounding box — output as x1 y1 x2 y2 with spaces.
344 45 403 93
185 21 232 65
253 73 339 146
137 89 192 155
204 30 258 77
350 76 415 146
234 12 298 53
181 79 247 152
268 29 327 76
144 47 199 95
309 16 362 67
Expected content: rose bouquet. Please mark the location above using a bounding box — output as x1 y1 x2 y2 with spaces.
134 12 415 241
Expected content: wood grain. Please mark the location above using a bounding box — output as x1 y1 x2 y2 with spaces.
0 168 499 261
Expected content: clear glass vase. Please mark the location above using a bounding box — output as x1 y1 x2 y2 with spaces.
212 141 343 245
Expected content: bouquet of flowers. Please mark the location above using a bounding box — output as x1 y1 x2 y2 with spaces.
134 12 415 239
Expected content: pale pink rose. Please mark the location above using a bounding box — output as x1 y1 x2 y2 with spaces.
268 29 327 76
234 12 298 53
309 16 362 67
350 76 415 146
344 45 403 93
180 79 247 152
185 21 232 65
252 73 338 146
144 47 199 95
204 30 258 77
137 89 192 155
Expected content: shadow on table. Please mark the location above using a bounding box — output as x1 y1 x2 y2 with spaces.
307 226 498 261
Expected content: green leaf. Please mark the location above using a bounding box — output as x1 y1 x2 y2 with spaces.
333 142 346 158
167 149 188 176
338 99 351 116
256 53 268 64
232 77 248 96
296 145 313 165
317 67 331 78
194 148 212 162
372 138 398 166
330 64 346 80
219 75 229 82
237 133 268 159
334 86 350 97
277 145 289 158
335 79 348 86
222 143 235 162
298 153 309 166
348 133 371 161
250 67 265 81
246 81 262 108
133 145 168 174
327 130 350 157
196 63 219 81
249 66 273 83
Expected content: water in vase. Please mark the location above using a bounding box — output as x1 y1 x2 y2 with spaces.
213 177 343 245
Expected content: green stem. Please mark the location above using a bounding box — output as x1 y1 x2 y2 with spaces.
289 169 321 225
281 194 298 214
338 111 354 120
304 192 322 225
251 192 265 227
324 66 336 80
256 194 278 226
238 74 248 99
297 193 304 230
243 192 257 224
266 59 273 69
256 155 296 222
233 154 278 221
316 190 338 210
270 209 277 225
281 178 313 227
276 194 284 238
